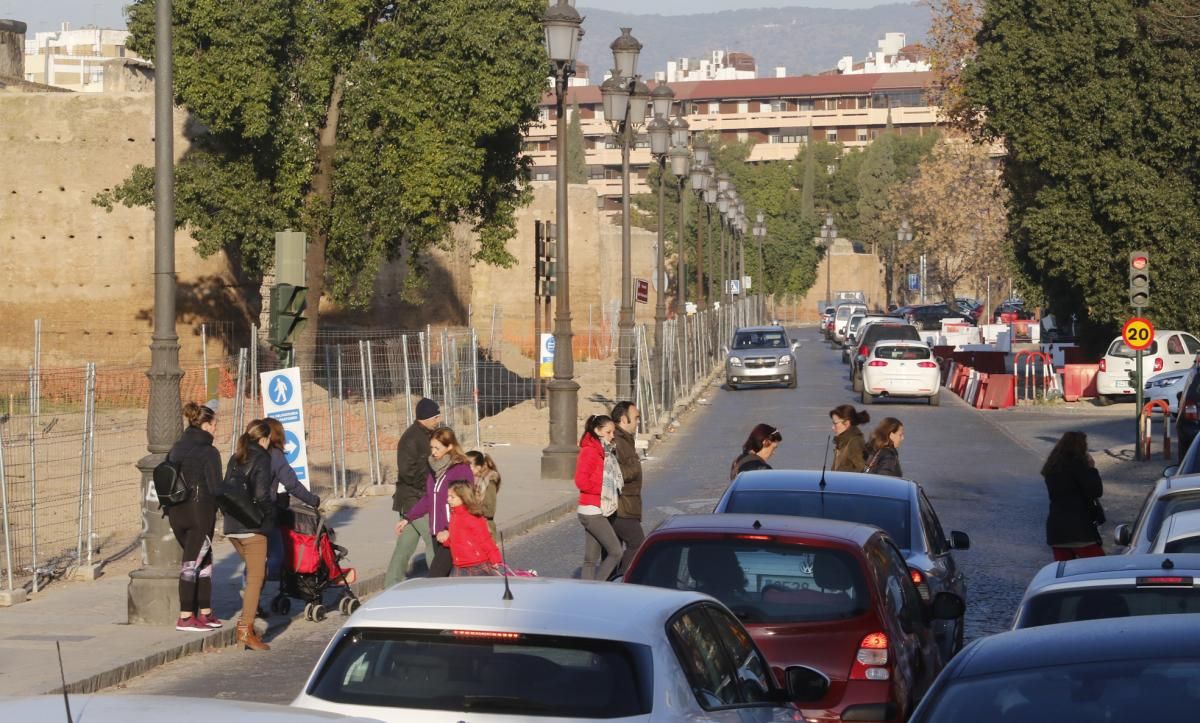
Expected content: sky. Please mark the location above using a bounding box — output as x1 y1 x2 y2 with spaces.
2 0 895 34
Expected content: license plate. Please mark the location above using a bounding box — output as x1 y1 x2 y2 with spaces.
1115 379 1130 388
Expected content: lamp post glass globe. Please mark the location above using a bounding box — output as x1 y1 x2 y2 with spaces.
651 83 674 119
542 0 583 64
717 192 730 214
611 27 642 80
693 135 711 166
628 79 650 125
648 115 671 156
600 73 629 126
670 115 690 148
691 162 709 191
670 145 691 178
717 172 730 193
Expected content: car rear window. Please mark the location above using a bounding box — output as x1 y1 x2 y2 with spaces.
915 659 1200 722
1108 338 1159 357
1144 492 1200 546
308 628 651 718
1019 587 1200 628
724 490 911 549
628 539 869 624
875 345 932 360
734 331 787 349
1165 536 1200 554
862 325 920 347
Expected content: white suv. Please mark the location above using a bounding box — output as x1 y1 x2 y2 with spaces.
1097 330 1200 399
861 340 941 406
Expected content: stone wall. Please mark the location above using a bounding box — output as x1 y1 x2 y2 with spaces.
785 244 888 322
0 20 24 79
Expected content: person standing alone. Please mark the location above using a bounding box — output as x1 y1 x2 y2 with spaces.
386 398 440 587
610 401 645 576
1042 431 1105 561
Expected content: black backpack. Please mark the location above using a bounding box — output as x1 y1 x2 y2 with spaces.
152 453 195 509
215 460 267 528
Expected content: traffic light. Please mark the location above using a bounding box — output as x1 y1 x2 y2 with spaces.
268 283 307 349
1129 250 1150 309
535 221 557 298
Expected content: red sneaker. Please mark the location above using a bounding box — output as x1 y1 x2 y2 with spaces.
175 615 208 632
197 612 222 629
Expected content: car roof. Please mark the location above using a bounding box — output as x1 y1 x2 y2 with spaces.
0 696 373 721
729 469 916 501
1109 330 1192 343
652 512 883 548
1165 474 1200 492
947 614 1200 679
1161 510 1200 542
734 325 787 333
1025 553 1200 592
871 340 930 348
344 577 713 642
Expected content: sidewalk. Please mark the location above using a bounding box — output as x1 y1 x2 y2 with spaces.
0 444 576 696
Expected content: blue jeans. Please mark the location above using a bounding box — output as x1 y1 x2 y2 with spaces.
265 527 283 581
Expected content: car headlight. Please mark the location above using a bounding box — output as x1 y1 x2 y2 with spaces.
1162 377 1181 387
729 357 743 366
778 356 792 365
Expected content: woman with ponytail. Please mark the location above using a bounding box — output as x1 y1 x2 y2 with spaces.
574 414 624 581
224 419 276 651
166 401 223 632
730 424 782 479
829 404 870 472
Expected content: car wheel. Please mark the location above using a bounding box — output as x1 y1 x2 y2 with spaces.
788 378 797 390
861 389 874 405
929 391 941 407
852 371 863 393
727 381 739 391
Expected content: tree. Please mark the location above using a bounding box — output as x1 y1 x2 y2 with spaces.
99 0 546 351
799 133 816 219
924 0 987 134
565 100 589 185
964 0 1200 334
856 132 898 259
887 138 1009 303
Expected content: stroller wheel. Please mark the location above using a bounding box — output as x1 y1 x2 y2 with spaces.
303 602 314 622
339 596 361 616
270 595 291 616
311 604 327 622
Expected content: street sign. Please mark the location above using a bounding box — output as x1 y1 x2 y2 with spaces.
636 279 649 304
908 273 920 291
261 367 310 488
539 333 554 378
1122 317 1154 351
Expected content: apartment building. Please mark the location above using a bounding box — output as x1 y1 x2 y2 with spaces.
526 71 938 208
23 23 143 92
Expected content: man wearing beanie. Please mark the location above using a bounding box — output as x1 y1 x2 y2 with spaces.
385 398 441 586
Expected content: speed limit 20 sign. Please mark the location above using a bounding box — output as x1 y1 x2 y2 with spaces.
1122 317 1155 351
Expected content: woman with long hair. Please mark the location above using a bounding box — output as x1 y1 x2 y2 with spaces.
865 418 904 477
1042 431 1105 561
224 419 276 651
829 405 870 472
730 424 782 479
165 402 223 632
262 418 324 583
466 450 501 542
574 414 624 581
397 427 474 577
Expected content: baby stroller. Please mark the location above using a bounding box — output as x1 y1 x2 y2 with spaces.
269 506 360 622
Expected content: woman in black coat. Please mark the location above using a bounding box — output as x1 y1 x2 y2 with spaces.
865 417 904 478
224 419 276 651
730 424 782 479
1042 431 1105 561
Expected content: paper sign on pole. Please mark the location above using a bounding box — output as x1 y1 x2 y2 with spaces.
539 333 555 378
260 367 310 490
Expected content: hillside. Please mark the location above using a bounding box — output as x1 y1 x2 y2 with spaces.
574 3 931 79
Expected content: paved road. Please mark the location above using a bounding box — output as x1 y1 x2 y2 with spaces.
108 326 1072 701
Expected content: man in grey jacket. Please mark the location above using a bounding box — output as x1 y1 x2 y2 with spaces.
385 398 440 586
610 401 645 575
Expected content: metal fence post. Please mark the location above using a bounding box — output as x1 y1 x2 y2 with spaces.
249 324 259 421
471 328 482 448
85 363 96 568
76 364 93 565
358 341 376 486
0 417 12 593
323 346 338 498
365 341 383 487
401 334 414 427
229 349 247 456
28 367 38 593
419 331 432 399
200 322 208 379
336 349 347 497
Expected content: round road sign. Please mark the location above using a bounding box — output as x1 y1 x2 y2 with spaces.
1122 317 1154 351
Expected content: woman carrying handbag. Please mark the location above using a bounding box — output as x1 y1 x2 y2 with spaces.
222 419 276 651
1042 431 1105 561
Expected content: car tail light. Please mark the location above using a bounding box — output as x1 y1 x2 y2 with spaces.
917 361 938 368
867 360 888 367
733 534 771 541
1184 403 1199 422
1154 357 1164 372
1099 358 1107 372
859 345 868 358
849 631 890 681
1136 576 1194 587
909 568 930 602
449 630 522 640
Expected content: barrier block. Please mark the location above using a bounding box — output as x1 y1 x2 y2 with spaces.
974 373 991 409
980 374 1017 409
1061 364 1100 402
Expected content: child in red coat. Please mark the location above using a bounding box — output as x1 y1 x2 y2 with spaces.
447 481 504 576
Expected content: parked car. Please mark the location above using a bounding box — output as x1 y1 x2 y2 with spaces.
851 323 922 393
1011 553 1200 629
897 304 972 332
1168 426 1200 476
1144 368 1189 414
833 302 868 345
1113 473 1200 552
820 306 836 338
861 340 942 406
1149 510 1200 553
725 326 800 390
0 696 374 723
842 312 867 364
1095 330 1200 400
714 469 970 660
294 577 822 723
909 614 1200 722
843 314 893 364
624 514 964 723
991 299 1033 322
1176 362 1200 460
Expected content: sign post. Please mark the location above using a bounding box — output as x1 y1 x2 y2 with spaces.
1123 317 1154 461
260 367 310 490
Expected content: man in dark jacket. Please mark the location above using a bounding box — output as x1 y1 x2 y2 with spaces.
610 401 645 575
385 398 441 586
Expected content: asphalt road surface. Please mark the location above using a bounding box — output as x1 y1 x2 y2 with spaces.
108 326 1064 702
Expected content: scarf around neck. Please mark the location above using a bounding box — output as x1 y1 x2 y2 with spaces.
429 452 453 478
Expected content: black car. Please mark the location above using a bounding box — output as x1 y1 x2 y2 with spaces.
715 469 970 660
909 614 1200 722
899 304 973 331
851 322 921 393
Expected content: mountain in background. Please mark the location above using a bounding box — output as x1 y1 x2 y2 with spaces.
575 3 931 79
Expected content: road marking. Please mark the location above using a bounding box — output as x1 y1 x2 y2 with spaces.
675 497 719 506
656 505 686 516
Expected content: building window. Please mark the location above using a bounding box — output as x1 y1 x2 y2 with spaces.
605 136 618 150
538 107 549 123
770 100 787 112
857 128 868 142
737 101 749 113
737 131 749 142
798 99 814 111
826 130 838 143
588 165 605 180
634 137 650 150
760 102 772 113
533 169 552 181
708 102 720 115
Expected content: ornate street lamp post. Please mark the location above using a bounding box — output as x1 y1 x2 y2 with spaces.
538 0 583 479
648 84 673 411
754 210 767 321
670 142 690 317
896 218 913 307
822 213 838 307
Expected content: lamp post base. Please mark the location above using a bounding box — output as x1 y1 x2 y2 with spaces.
127 453 183 625
541 376 581 480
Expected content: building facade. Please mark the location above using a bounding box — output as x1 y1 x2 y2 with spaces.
23 24 143 92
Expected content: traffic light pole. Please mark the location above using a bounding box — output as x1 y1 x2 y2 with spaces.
1135 348 1144 462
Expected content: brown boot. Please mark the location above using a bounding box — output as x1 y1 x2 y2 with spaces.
236 620 269 651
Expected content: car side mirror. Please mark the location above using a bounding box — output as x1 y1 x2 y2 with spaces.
791 342 800 352
783 665 829 703
930 591 965 620
1164 465 1179 478
949 531 970 550
1114 524 1132 547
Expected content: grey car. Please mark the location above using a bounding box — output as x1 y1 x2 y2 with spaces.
725 326 800 390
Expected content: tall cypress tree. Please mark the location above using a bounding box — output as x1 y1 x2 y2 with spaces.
565 100 589 185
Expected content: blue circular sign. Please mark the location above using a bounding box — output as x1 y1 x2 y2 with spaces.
283 430 302 464
546 336 556 354
268 374 294 406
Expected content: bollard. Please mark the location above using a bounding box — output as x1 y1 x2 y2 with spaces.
1142 400 1172 460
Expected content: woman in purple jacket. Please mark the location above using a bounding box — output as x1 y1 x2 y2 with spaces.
396 426 474 577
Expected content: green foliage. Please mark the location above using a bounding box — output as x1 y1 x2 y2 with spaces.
565 101 589 185
106 0 547 310
856 133 898 254
964 0 1200 333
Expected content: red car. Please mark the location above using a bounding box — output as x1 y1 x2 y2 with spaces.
624 514 963 723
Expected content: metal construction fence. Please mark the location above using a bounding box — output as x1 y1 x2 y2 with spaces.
0 296 761 597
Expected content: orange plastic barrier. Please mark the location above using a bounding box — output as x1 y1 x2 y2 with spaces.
1142 400 1173 460
1062 364 1100 402
980 374 1017 409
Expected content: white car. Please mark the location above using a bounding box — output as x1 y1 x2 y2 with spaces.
832 302 867 344
1097 330 1200 399
293 577 824 723
861 340 941 406
1144 369 1190 414
0 695 374 722
1150 508 1200 554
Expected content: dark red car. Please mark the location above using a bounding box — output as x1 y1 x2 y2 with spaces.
624 514 963 723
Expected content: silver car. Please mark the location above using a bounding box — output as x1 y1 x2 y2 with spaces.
725 326 799 390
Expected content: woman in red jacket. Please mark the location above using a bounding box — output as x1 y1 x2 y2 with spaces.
575 414 623 581
446 481 504 576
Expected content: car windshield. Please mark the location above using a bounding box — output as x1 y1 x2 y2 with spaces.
863 326 921 346
724 490 912 549
915 658 1200 723
1020 587 1200 628
875 345 931 360
1108 338 1159 358
733 331 787 349
308 627 651 718
627 539 869 624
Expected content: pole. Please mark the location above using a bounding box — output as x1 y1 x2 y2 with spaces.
920 254 927 304
824 235 832 310
533 223 543 409
336 350 347 497
0 418 14 595
129 0 185 624
676 180 686 317
654 158 667 411
616 119 635 402
696 200 706 306
1136 348 1145 461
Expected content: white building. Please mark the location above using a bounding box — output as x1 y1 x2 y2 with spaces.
655 50 757 84
23 23 142 92
835 33 930 75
